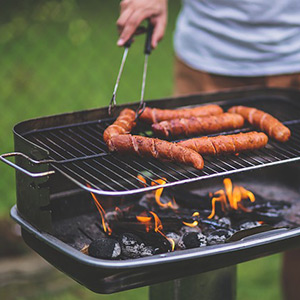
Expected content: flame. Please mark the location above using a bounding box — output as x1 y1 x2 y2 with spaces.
182 220 199 227
136 216 152 222
87 184 112 235
136 214 152 232
208 178 255 219
137 174 147 187
149 211 175 251
192 212 200 217
151 178 179 209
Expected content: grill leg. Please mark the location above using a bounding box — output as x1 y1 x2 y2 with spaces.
149 265 237 300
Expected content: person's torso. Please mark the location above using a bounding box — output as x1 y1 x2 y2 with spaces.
174 0 300 76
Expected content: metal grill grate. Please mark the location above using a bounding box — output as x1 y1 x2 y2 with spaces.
24 97 300 196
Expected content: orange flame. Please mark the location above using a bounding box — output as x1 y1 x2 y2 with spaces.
87 184 112 235
208 178 255 219
137 174 147 187
136 214 152 232
149 211 175 251
151 178 179 210
182 220 199 227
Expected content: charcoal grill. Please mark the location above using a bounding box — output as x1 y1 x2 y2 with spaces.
2 87 300 294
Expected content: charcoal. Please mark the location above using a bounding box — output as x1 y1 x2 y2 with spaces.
218 217 231 228
239 221 262 230
119 233 154 258
178 232 207 249
166 232 181 246
250 211 283 224
142 232 172 254
88 238 121 259
179 225 201 235
207 229 233 245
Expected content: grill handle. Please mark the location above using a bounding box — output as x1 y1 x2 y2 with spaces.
0 152 55 178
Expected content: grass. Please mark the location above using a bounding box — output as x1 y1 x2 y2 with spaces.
0 1 284 299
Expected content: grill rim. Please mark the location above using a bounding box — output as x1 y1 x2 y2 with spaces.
11 205 300 268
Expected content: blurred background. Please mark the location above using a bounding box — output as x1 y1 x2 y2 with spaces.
0 1 282 299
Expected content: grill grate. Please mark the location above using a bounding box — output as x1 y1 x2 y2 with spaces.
24 97 300 196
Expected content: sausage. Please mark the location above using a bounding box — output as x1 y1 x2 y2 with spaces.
228 106 291 142
178 132 268 156
152 113 244 138
103 108 136 144
139 104 223 124
108 134 204 170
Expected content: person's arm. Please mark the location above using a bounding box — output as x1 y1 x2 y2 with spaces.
117 0 168 49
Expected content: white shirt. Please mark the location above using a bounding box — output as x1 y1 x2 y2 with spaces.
174 0 300 76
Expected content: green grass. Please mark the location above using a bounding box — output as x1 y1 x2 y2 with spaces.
0 0 180 215
0 1 284 299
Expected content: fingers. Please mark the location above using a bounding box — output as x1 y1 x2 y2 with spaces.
151 14 167 49
117 10 149 46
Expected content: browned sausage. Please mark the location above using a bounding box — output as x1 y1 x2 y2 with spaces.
178 132 268 155
103 108 136 144
108 134 204 170
139 104 223 124
152 113 244 138
228 106 291 142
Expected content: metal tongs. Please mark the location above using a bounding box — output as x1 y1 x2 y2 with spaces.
109 20 154 118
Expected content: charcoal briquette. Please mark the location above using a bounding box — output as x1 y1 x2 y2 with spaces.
239 221 261 230
88 238 121 259
119 233 154 258
178 232 207 249
179 225 201 235
207 229 233 245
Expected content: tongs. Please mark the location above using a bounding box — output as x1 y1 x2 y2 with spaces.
109 20 154 118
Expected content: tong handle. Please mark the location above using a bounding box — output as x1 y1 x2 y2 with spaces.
144 21 154 55
0 152 55 178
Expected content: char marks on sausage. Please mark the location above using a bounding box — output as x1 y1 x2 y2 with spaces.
228 106 291 142
178 132 268 156
139 104 223 124
152 113 244 137
108 134 204 170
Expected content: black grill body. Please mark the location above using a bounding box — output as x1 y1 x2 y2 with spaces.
7 88 300 293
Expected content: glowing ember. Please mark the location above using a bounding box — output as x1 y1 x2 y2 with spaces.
87 184 112 235
208 178 256 219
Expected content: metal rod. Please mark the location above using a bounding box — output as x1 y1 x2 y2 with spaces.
109 47 129 114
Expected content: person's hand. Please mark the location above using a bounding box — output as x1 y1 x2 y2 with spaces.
117 0 168 49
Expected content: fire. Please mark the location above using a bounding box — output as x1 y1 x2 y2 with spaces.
182 220 199 227
208 178 255 219
136 210 175 251
151 177 179 210
87 184 112 235
137 174 147 187
136 213 152 232
150 211 175 251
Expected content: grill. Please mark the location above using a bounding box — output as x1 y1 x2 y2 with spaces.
3 87 300 295
7 91 300 196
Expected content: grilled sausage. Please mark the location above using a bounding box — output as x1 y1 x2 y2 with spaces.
152 113 244 138
178 132 268 156
103 108 136 144
139 104 223 124
228 106 291 142
108 134 204 170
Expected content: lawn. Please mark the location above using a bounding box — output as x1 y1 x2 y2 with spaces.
0 1 284 299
